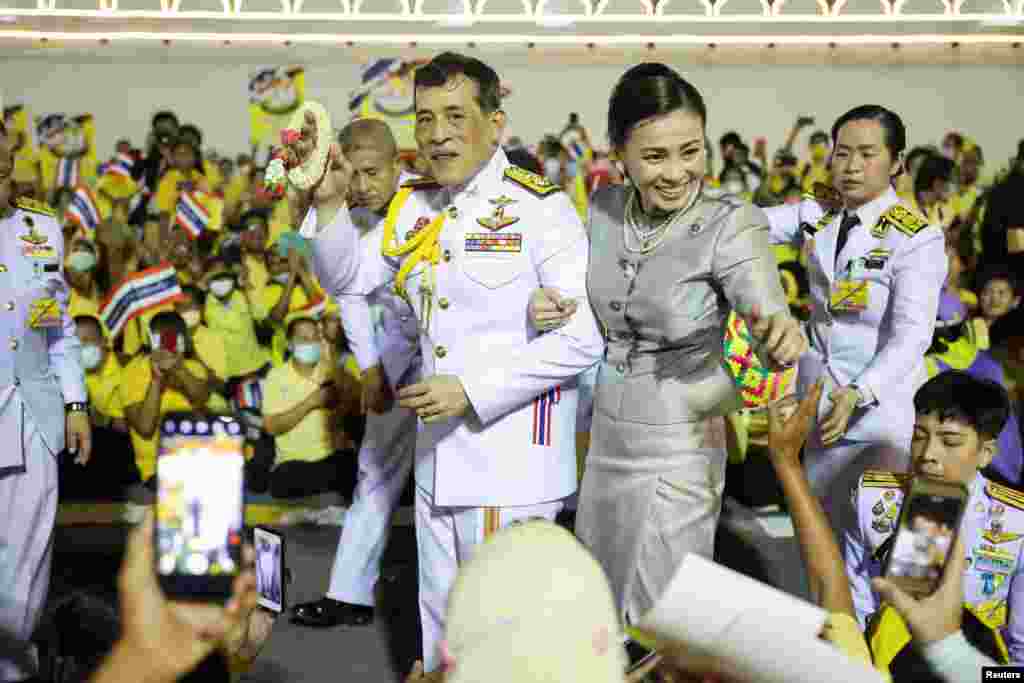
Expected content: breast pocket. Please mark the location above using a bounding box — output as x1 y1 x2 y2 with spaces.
461 254 527 290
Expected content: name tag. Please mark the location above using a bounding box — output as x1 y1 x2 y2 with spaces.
829 280 869 313
464 232 523 254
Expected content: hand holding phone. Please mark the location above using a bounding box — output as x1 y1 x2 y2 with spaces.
881 476 968 597
254 527 286 614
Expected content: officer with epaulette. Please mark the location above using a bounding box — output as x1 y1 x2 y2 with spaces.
296 54 603 672
0 119 91 682
845 371 1024 674
763 105 947 546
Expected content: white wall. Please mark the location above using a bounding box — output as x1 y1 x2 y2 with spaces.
5 56 1023 170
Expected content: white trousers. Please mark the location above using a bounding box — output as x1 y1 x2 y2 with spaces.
325 403 418 606
0 410 58 682
414 482 563 672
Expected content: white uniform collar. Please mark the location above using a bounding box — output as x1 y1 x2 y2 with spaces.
442 147 507 206
844 186 899 232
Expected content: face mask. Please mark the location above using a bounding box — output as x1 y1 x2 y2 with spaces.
273 272 291 285
81 344 103 371
724 181 746 195
566 160 578 178
182 310 201 330
544 159 561 184
942 147 956 161
67 250 97 272
810 143 829 163
291 342 321 365
210 278 235 299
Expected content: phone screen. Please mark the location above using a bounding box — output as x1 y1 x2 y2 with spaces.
883 477 968 596
160 329 179 353
254 527 285 613
156 413 245 601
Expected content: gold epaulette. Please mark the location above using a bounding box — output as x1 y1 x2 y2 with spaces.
988 481 1024 512
861 469 910 488
401 177 441 191
504 165 560 198
16 197 55 217
880 204 929 238
803 209 837 236
802 182 842 208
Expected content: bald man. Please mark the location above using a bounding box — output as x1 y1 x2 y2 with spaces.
292 119 423 628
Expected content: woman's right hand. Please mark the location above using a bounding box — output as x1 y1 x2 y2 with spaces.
528 287 578 333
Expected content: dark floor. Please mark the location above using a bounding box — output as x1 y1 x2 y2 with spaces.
48 459 811 683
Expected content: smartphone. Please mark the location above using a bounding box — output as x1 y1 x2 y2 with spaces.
159 329 179 353
155 412 245 602
882 476 969 596
254 526 286 614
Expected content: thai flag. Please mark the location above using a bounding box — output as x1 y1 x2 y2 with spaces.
296 296 328 320
107 152 134 179
65 186 100 236
100 262 184 338
175 191 209 240
56 157 79 188
531 386 561 447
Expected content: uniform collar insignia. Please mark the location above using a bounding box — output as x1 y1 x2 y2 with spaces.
19 221 48 245
983 530 1023 545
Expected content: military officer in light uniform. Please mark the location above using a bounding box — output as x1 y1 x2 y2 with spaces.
291 119 423 629
763 105 947 541
296 53 603 672
847 372 1024 669
0 125 91 682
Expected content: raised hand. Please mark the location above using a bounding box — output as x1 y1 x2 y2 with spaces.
748 303 807 369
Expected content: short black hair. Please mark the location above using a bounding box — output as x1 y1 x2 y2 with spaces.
914 371 1010 440
73 314 103 337
414 52 502 114
915 154 955 196
608 63 707 150
151 110 178 130
978 267 1020 297
178 124 203 148
906 146 937 174
719 131 742 149
991 306 1024 349
239 208 271 231
150 310 187 337
831 105 907 162
286 315 319 339
810 130 829 145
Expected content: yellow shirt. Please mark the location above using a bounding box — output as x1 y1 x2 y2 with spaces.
190 324 229 382
261 359 334 465
224 173 248 211
68 284 101 320
268 199 293 244
121 355 210 480
155 169 206 215
800 161 832 193
204 290 271 378
86 352 126 425
243 253 270 293
204 159 224 192
38 115 98 194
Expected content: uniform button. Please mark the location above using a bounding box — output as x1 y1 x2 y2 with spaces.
400 315 410 322
13 379 20 386
610 301 622 312
9 339 18 351
448 207 459 219
4 302 13 311
616 363 625 373
443 250 452 263
435 346 447 359
0 265 6 273
438 297 449 310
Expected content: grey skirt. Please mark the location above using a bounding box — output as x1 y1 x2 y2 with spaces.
575 409 727 624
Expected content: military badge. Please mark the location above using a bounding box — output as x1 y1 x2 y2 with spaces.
886 503 899 520
870 219 889 239
19 222 48 246
28 297 60 328
872 518 892 534
992 504 1006 517
477 196 519 232
872 500 885 516
884 489 896 501
977 502 986 514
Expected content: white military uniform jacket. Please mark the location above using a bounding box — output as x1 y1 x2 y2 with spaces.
849 470 1024 662
0 199 86 473
764 187 946 446
330 205 422 393
309 149 604 508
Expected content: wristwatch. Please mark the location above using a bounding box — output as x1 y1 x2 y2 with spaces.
65 401 89 413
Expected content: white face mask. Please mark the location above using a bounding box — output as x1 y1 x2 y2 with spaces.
724 181 746 196
182 310 201 330
210 278 235 299
291 342 321 365
81 344 103 371
67 250 97 273
273 272 291 285
544 158 561 184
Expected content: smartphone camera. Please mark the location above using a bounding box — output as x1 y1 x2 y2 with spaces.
155 412 246 602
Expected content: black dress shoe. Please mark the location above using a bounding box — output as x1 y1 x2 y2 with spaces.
291 597 374 627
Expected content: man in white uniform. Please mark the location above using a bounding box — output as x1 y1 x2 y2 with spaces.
296 53 603 671
292 119 422 628
0 121 91 682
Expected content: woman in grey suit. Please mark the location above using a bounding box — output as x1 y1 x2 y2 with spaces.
537 64 806 623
